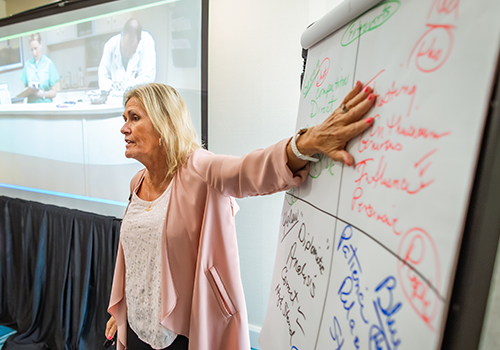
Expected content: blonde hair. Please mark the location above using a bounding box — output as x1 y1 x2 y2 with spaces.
28 33 42 44
124 83 200 178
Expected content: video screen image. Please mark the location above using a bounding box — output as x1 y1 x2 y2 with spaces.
0 0 203 217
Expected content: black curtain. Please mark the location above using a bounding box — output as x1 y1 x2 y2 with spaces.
0 196 121 349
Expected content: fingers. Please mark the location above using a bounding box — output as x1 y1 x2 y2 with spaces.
340 87 374 124
105 326 117 340
343 114 376 144
344 86 372 113
328 150 355 166
339 81 363 106
345 93 377 124
105 316 117 339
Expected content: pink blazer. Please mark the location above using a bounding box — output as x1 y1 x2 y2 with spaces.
108 138 308 350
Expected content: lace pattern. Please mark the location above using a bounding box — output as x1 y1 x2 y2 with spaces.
121 183 177 349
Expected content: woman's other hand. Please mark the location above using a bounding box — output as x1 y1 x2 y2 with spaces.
105 316 117 341
35 89 45 99
288 81 376 171
28 87 39 97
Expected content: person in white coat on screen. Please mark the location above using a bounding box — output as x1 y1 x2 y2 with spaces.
98 18 156 92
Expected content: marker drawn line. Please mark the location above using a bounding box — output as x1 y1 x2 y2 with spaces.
414 148 437 168
281 220 299 243
311 65 321 83
314 40 362 350
352 35 361 90
312 214 337 350
364 68 386 89
285 192 446 302
314 166 350 350
302 63 322 99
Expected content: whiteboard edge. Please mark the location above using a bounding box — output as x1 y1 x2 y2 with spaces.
300 0 383 49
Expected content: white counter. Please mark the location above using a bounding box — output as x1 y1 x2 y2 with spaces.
0 101 124 119
0 89 201 211
0 100 141 209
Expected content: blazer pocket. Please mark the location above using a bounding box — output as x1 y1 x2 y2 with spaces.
206 265 236 318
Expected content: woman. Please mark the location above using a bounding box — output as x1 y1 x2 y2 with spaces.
105 82 376 349
20 33 60 103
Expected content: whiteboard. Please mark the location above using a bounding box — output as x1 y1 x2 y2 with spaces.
259 0 500 349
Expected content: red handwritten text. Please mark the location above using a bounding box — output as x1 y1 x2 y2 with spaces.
358 119 403 153
316 58 330 87
428 0 460 20
363 69 385 91
408 24 455 73
354 157 434 195
377 82 417 117
397 227 441 331
386 115 451 139
351 187 403 236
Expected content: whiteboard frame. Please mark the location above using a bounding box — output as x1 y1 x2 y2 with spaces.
441 59 500 349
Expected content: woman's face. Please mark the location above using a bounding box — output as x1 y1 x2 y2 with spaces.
30 40 42 61
121 97 161 163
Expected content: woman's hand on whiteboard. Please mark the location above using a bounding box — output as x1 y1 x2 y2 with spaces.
293 81 376 168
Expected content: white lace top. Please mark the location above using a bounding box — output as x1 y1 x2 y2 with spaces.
120 182 177 349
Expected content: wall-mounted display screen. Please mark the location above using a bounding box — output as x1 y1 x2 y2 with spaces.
0 37 23 73
0 0 205 217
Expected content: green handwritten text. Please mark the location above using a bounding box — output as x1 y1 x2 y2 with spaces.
341 0 400 47
309 74 349 118
286 187 299 206
309 154 335 179
302 60 321 99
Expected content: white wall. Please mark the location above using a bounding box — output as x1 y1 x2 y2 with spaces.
207 0 343 341
0 0 6 18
